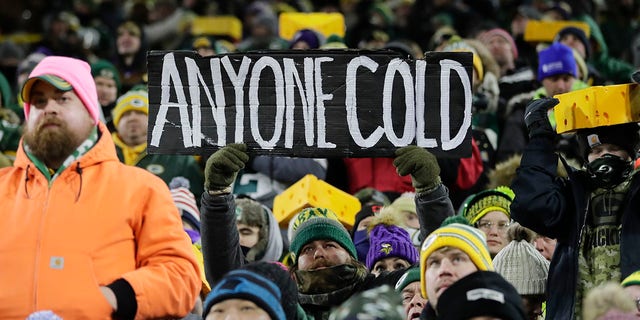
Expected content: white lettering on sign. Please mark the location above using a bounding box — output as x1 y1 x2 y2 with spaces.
283 57 315 148
383 58 415 146
439 59 472 151
249 57 285 149
345 56 383 148
414 60 437 148
221 56 251 142
149 52 472 154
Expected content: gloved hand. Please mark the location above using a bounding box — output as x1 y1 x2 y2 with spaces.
393 146 441 193
204 143 249 192
523 97 559 138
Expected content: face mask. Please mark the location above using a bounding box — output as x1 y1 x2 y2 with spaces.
352 230 370 262
586 154 632 189
403 226 421 247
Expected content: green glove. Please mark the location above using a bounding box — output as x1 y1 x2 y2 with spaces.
393 145 441 193
204 143 249 192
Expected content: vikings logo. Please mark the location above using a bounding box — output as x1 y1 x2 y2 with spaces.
380 243 393 255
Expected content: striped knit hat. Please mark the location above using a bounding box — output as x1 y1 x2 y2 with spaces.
420 223 493 299
622 270 640 287
203 269 286 320
290 208 356 261
169 177 200 232
462 186 514 224
288 207 341 241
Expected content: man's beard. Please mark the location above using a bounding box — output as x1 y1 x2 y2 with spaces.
23 116 87 167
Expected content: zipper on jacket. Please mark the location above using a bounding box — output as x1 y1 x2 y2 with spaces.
33 182 52 310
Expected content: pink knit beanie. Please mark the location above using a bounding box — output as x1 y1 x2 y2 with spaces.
21 56 100 124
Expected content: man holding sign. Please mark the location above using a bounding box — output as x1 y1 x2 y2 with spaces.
199 143 454 320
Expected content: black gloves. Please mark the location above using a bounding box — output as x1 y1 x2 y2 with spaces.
523 97 559 138
393 146 442 194
204 143 249 192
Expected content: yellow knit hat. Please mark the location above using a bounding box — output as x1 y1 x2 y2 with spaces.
112 89 148 127
462 186 515 224
622 270 640 287
442 37 484 83
419 223 493 299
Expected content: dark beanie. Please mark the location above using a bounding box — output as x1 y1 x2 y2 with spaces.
290 29 321 49
203 269 286 320
555 26 591 59
240 262 298 320
436 271 526 320
350 204 381 238
576 123 640 162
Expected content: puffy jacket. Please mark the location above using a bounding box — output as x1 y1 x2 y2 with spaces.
0 122 200 319
510 134 640 320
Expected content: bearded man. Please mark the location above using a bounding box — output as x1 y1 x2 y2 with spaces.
0 56 200 319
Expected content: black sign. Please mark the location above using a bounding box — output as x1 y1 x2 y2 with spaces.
147 50 473 157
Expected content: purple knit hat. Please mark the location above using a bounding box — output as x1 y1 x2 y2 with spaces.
290 29 321 49
366 223 418 270
537 43 577 81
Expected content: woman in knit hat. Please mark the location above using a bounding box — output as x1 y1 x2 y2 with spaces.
461 186 515 257
493 223 550 320
365 208 418 276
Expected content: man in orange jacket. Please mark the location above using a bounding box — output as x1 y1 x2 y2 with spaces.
0 56 201 319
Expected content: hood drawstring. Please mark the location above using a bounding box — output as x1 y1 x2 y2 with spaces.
24 164 31 199
75 162 83 202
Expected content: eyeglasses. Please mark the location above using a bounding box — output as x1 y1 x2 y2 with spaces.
475 221 511 231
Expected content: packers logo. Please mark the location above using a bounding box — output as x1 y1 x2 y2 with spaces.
380 243 393 255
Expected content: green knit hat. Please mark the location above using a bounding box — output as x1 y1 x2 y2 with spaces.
91 59 121 92
395 266 421 292
290 210 357 261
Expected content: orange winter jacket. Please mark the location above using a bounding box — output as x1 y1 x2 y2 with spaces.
0 123 201 319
